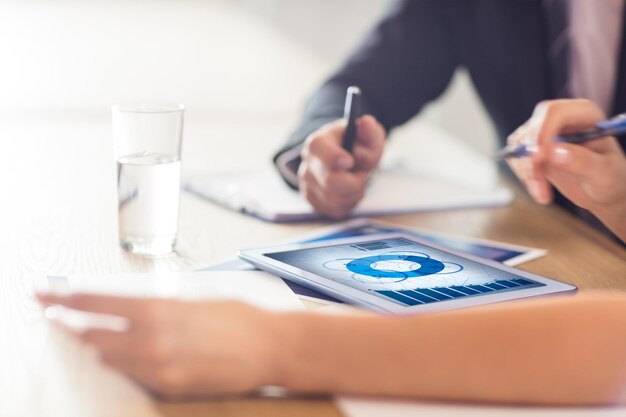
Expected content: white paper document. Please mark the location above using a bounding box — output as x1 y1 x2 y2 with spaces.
45 270 303 311
337 397 626 417
184 169 513 222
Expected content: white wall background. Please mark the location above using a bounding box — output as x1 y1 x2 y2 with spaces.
0 0 499 169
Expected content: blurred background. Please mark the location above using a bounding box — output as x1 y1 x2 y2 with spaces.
0 0 499 187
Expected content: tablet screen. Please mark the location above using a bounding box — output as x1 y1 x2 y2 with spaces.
266 236 545 306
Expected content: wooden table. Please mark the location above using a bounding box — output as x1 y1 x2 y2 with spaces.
1 118 624 417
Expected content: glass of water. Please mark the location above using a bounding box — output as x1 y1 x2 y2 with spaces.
112 103 184 256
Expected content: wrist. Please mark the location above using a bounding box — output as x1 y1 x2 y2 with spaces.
594 202 626 242
261 310 380 393
258 311 306 389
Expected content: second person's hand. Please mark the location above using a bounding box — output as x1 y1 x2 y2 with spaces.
37 293 279 400
506 99 626 241
297 115 386 219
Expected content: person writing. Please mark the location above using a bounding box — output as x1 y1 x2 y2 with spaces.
39 100 626 404
274 0 626 232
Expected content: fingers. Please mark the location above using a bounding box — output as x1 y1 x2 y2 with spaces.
298 115 385 218
506 122 553 204
352 115 386 171
506 99 607 205
548 142 605 175
40 297 197 399
301 115 385 172
530 99 605 164
301 121 354 192
304 174 367 219
580 134 625 155
546 138 626 206
38 296 269 398
299 165 367 218
528 165 552 205
301 120 354 172
38 292 150 321
78 328 154 364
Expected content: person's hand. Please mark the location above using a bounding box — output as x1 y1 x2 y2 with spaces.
506 99 626 239
298 115 386 219
37 293 278 400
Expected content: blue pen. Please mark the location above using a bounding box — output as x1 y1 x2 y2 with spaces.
496 113 626 159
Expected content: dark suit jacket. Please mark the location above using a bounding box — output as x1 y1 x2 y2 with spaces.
275 0 626 171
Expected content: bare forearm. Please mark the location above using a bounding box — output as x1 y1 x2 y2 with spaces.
269 294 626 405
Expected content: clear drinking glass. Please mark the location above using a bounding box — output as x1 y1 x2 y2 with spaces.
112 103 184 256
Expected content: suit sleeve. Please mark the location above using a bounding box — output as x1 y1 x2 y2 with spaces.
274 0 461 188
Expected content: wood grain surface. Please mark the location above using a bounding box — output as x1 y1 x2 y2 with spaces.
0 119 624 417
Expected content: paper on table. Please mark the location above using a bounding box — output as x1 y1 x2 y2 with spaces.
337 397 626 417
45 271 303 311
184 169 513 222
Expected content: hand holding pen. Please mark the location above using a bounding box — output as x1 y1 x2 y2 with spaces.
297 86 386 219
497 110 626 159
503 99 626 239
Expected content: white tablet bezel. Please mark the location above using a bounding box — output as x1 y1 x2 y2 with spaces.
238 232 576 314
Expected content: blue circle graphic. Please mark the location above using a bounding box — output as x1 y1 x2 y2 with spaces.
346 254 445 279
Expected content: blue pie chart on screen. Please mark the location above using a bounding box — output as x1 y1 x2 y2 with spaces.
346 254 445 279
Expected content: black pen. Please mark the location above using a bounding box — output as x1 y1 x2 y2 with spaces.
496 113 626 159
342 86 362 153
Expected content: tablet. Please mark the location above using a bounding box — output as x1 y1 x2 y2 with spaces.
238 233 576 314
